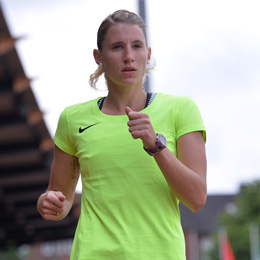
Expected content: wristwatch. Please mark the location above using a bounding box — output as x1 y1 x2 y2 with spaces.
144 133 167 156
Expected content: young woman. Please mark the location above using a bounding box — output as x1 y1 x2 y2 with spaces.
37 10 207 260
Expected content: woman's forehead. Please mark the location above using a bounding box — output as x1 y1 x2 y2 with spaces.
104 23 146 43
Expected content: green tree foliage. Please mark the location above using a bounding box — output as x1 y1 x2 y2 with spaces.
0 245 29 260
208 232 219 260
0 246 21 260
209 180 260 260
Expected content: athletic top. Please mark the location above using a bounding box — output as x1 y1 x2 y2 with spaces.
54 92 206 260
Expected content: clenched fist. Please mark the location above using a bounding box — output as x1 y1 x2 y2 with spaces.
37 190 66 221
126 106 156 150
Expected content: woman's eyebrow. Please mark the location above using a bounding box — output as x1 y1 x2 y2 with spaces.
110 40 145 45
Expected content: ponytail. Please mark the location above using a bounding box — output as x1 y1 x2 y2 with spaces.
89 64 104 89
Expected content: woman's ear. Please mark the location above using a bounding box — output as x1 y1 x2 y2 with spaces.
147 47 151 62
93 49 102 65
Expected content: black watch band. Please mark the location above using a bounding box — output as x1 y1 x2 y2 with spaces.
144 133 167 156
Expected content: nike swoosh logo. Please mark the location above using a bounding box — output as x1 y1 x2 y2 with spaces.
79 123 99 133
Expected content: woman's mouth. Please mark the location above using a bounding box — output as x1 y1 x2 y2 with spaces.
122 67 137 75
122 66 136 72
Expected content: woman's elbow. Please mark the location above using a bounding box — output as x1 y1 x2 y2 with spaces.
190 192 207 212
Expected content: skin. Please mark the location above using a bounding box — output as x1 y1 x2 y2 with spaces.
37 22 207 221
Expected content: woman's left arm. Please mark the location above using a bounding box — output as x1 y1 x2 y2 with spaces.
154 131 207 212
126 107 207 212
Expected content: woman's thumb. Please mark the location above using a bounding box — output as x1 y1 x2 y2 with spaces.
125 106 133 116
55 191 66 202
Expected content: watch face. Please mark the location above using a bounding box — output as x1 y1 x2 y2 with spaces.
144 133 167 156
158 134 167 146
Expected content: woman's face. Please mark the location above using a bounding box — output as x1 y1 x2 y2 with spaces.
95 23 151 88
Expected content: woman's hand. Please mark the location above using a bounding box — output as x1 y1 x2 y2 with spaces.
37 190 66 221
125 106 156 149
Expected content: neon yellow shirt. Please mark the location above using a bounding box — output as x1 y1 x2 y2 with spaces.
54 93 206 260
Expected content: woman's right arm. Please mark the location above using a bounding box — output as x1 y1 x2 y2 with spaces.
37 145 80 221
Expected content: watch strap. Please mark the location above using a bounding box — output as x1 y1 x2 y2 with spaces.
144 134 167 156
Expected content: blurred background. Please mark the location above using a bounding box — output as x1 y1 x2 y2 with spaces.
0 0 259 259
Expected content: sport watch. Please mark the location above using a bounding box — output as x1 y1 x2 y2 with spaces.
144 133 167 156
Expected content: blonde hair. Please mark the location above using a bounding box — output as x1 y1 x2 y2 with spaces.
89 10 155 89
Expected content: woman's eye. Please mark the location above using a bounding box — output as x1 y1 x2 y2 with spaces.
113 45 123 50
133 44 141 49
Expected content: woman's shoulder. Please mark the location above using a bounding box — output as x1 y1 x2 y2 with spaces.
62 97 101 115
156 92 195 105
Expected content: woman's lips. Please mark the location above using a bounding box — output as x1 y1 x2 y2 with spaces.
122 67 137 75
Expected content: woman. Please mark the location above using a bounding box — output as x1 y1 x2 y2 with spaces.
37 10 207 260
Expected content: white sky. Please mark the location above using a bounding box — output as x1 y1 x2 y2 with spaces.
1 0 260 195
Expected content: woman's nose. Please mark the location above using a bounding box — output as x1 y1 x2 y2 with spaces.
123 47 134 63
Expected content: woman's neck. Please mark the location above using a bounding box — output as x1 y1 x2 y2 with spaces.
101 87 147 115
